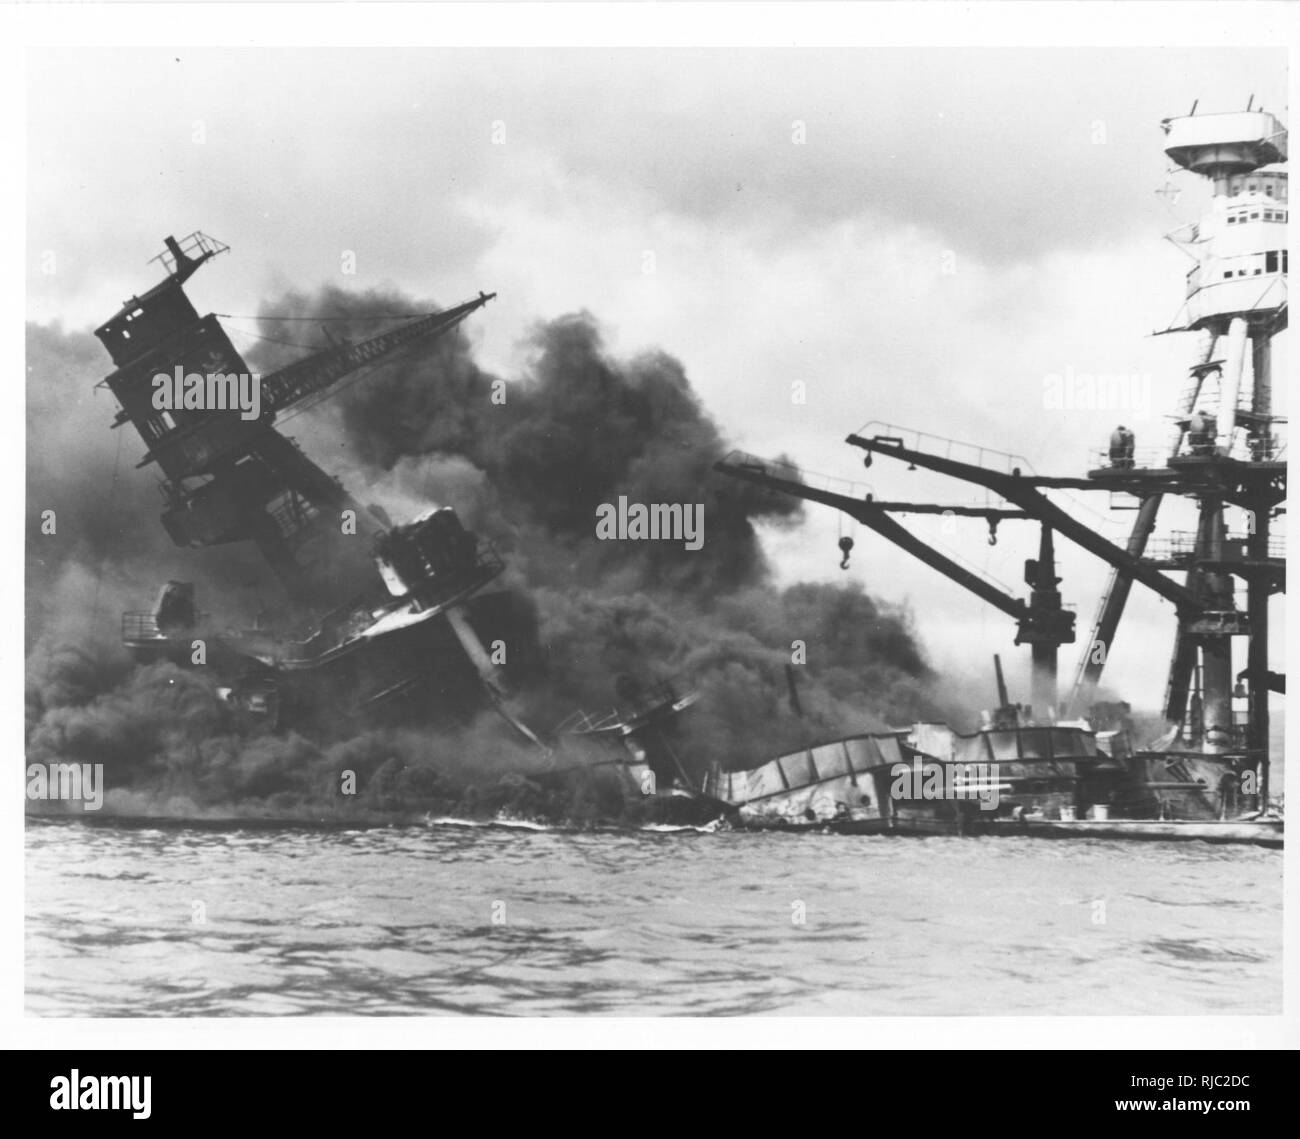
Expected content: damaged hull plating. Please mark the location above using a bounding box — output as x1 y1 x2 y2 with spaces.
706 723 1283 845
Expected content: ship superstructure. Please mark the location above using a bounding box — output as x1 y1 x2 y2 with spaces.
713 103 1287 832
1076 108 1287 789
99 234 537 737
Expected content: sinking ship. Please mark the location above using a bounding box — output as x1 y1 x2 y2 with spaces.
706 103 1286 847
96 233 555 744
95 102 1286 843
95 237 709 809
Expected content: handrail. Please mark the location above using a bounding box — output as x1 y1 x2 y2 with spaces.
857 421 1035 477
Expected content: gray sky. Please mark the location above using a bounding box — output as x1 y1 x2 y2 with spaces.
27 46 1287 709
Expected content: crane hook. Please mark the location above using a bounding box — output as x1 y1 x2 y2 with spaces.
862 453 872 469
838 535 854 570
987 518 999 546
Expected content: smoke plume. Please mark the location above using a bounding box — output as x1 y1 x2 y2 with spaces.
25 286 951 822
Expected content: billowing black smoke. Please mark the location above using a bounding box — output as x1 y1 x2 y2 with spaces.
252 288 800 595
25 288 950 822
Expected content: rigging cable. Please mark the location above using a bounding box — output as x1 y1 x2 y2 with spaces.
215 312 436 322
222 324 320 352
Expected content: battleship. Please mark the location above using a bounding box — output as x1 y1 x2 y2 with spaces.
94 236 710 814
708 102 1287 847
93 104 1285 845
97 233 553 741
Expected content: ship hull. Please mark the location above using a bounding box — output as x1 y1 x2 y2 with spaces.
1004 816 1282 848
710 725 1109 832
708 723 1280 844
1115 749 1263 820
126 590 529 735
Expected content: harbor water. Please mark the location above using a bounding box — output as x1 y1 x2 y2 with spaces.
26 817 1281 1016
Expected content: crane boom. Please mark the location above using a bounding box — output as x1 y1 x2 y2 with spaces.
259 293 497 418
846 432 1201 614
715 452 1032 622
97 234 499 610
715 450 1077 712
131 293 497 470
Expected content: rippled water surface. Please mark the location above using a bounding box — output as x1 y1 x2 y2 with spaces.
26 818 1282 1016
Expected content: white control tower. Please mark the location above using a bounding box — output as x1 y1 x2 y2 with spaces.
1163 108 1287 454
1159 107 1286 768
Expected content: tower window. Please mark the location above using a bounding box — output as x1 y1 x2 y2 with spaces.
1227 215 1237 224
1266 251 1278 273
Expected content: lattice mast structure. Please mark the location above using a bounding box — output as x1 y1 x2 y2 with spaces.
1073 107 1287 793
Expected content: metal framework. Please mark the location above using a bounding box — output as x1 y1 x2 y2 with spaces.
96 233 495 614
716 103 1288 808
